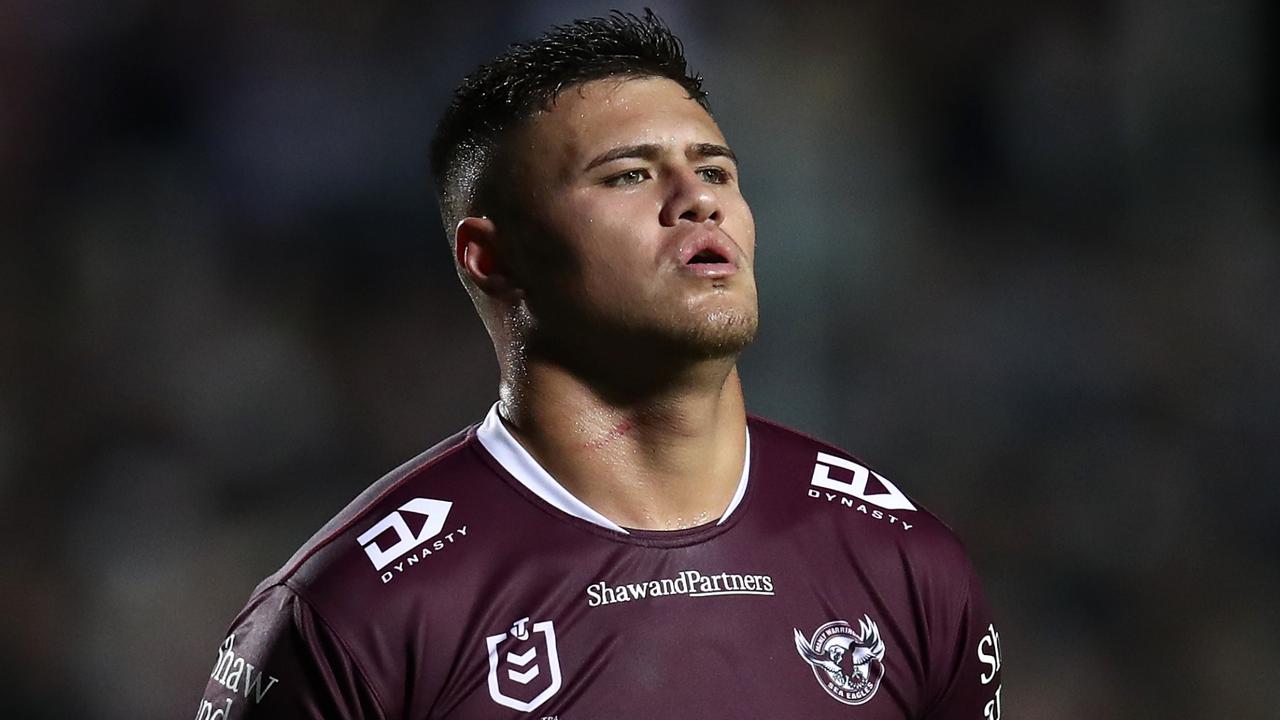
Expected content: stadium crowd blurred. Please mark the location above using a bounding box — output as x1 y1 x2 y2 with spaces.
2 1 1276 718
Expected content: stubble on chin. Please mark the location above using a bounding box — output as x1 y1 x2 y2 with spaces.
669 305 760 359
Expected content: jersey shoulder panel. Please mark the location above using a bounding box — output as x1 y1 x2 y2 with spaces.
746 416 1002 717
255 424 478 596
745 414 972 566
195 583 387 720
220 425 501 719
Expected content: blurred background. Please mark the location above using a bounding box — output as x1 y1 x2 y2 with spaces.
3 0 1277 717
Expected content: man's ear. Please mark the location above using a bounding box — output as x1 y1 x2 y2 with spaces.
455 216 523 300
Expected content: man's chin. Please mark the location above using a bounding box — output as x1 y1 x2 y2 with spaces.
671 309 759 359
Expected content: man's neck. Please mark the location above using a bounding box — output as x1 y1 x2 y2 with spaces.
497 359 748 531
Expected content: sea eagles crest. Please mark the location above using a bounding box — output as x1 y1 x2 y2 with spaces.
794 615 887 705
485 616 562 712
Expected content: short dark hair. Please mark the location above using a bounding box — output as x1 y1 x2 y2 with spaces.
429 9 709 238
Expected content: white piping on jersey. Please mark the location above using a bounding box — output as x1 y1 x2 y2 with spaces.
476 403 751 534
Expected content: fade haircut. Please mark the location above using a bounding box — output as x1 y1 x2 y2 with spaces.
429 9 709 240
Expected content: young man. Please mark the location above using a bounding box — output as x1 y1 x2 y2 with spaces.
195 11 1002 719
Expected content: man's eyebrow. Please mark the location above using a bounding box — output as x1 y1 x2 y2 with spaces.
584 144 662 171
690 142 738 165
583 142 739 172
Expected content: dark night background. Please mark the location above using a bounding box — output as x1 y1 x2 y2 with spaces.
2 1 1277 717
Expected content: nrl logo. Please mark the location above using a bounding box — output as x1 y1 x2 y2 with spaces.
794 615 887 705
485 616 562 712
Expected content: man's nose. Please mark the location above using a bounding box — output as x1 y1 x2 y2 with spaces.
659 168 722 226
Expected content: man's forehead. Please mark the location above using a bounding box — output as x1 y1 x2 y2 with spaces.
524 76 724 161
547 75 706 116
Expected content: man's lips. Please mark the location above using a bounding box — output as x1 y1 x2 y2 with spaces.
675 231 740 278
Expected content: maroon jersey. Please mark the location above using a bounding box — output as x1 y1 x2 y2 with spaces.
195 406 1003 719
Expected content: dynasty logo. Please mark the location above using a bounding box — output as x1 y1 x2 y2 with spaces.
356 497 469 584
806 452 916 531
794 615 887 705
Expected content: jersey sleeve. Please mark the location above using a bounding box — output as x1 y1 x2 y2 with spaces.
923 560 1004 720
193 583 387 720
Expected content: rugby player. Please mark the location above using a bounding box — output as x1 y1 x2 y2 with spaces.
195 10 1002 719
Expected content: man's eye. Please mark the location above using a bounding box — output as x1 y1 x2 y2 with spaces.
604 169 650 187
697 166 732 184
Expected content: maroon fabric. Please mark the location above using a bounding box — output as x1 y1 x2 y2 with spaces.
195 417 1003 719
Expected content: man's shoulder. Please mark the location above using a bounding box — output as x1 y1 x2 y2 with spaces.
254 424 488 598
746 414 971 562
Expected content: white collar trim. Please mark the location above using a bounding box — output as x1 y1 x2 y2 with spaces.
475 403 751 534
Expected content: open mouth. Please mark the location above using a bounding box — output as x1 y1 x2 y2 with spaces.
676 232 739 279
687 249 729 265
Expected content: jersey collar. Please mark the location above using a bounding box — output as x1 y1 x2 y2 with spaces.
476 403 751 534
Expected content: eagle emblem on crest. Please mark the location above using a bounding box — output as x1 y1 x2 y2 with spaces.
794 615 887 705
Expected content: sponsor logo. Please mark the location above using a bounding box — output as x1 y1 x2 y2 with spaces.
794 615 887 706
811 452 916 511
358 498 452 569
193 697 232 720
807 453 915 531
356 497 469 583
978 623 1002 684
979 623 1003 719
587 569 775 607
194 633 279 719
486 616 562 712
806 489 914 531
